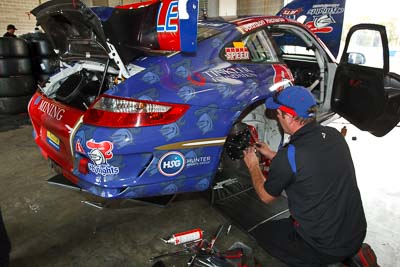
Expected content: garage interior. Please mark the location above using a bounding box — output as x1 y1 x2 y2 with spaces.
1 0 399 266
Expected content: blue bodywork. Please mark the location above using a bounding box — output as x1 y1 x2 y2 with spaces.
31 0 346 199
69 23 283 198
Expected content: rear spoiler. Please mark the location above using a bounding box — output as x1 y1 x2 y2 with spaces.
93 0 199 63
33 0 199 65
277 0 346 58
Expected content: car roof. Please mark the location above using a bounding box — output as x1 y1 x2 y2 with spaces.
199 15 300 35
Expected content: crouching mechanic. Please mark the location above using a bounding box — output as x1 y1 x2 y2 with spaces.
243 86 366 267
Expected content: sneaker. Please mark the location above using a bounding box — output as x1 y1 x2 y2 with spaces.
349 243 380 267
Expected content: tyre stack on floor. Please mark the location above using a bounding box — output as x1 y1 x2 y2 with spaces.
0 38 36 115
23 32 59 84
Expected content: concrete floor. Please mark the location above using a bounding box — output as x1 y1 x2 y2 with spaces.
1 115 399 267
0 114 286 267
328 119 400 267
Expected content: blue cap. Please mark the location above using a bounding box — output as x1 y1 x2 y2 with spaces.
265 86 317 118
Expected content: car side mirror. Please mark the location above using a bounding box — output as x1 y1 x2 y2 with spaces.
347 52 366 65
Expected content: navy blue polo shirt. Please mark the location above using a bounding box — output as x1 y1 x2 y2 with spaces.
265 121 366 257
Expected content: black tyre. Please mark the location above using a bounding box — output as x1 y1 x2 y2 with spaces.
0 95 32 115
0 58 32 76
0 76 36 97
30 39 56 57
0 37 30 57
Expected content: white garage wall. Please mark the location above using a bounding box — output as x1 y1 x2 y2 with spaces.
0 0 39 36
207 0 284 17
238 0 283 16
218 0 237 16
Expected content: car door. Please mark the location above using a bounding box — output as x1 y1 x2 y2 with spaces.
331 24 400 137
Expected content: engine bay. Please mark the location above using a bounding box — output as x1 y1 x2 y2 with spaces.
38 61 144 111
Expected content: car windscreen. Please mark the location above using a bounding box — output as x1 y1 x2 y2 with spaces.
270 27 315 56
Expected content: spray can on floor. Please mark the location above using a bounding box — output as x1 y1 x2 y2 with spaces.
162 228 203 245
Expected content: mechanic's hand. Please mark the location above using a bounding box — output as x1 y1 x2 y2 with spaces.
254 142 276 160
243 146 259 171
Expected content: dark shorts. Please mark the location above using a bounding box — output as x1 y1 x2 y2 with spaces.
251 218 346 267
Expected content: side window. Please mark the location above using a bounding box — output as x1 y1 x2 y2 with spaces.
270 28 316 57
346 29 383 69
267 25 327 103
223 29 279 63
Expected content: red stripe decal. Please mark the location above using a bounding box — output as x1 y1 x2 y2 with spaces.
278 105 297 117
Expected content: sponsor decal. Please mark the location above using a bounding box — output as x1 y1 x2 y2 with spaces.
142 71 160 84
306 4 344 16
272 64 295 91
46 130 60 151
186 156 211 167
111 129 134 149
178 85 196 102
158 151 186 177
202 67 257 82
195 105 218 135
211 38 223 48
161 119 185 141
161 123 180 141
305 14 335 33
305 4 344 33
197 113 213 134
196 178 210 191
86 139 119 176
157 1 179 33
175 65 190 78
161 183 178 195
37 99 65 120
225 47 250 61
216 83 234 98
280 7 303 17
233 41 245 48
237 18 286 33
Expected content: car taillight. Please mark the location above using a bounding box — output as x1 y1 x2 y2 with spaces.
83 95 189 127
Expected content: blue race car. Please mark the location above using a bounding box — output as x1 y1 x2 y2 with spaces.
28 0 400 199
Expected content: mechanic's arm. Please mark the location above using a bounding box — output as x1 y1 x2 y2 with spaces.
243 146 277 204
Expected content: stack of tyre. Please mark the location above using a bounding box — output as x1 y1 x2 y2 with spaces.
0 37 36 115
24 32 59 84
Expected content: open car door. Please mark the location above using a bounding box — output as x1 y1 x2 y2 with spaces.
331 24 400 137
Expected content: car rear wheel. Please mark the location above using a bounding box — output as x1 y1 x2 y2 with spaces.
211 103 282 203
209 104 289 233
